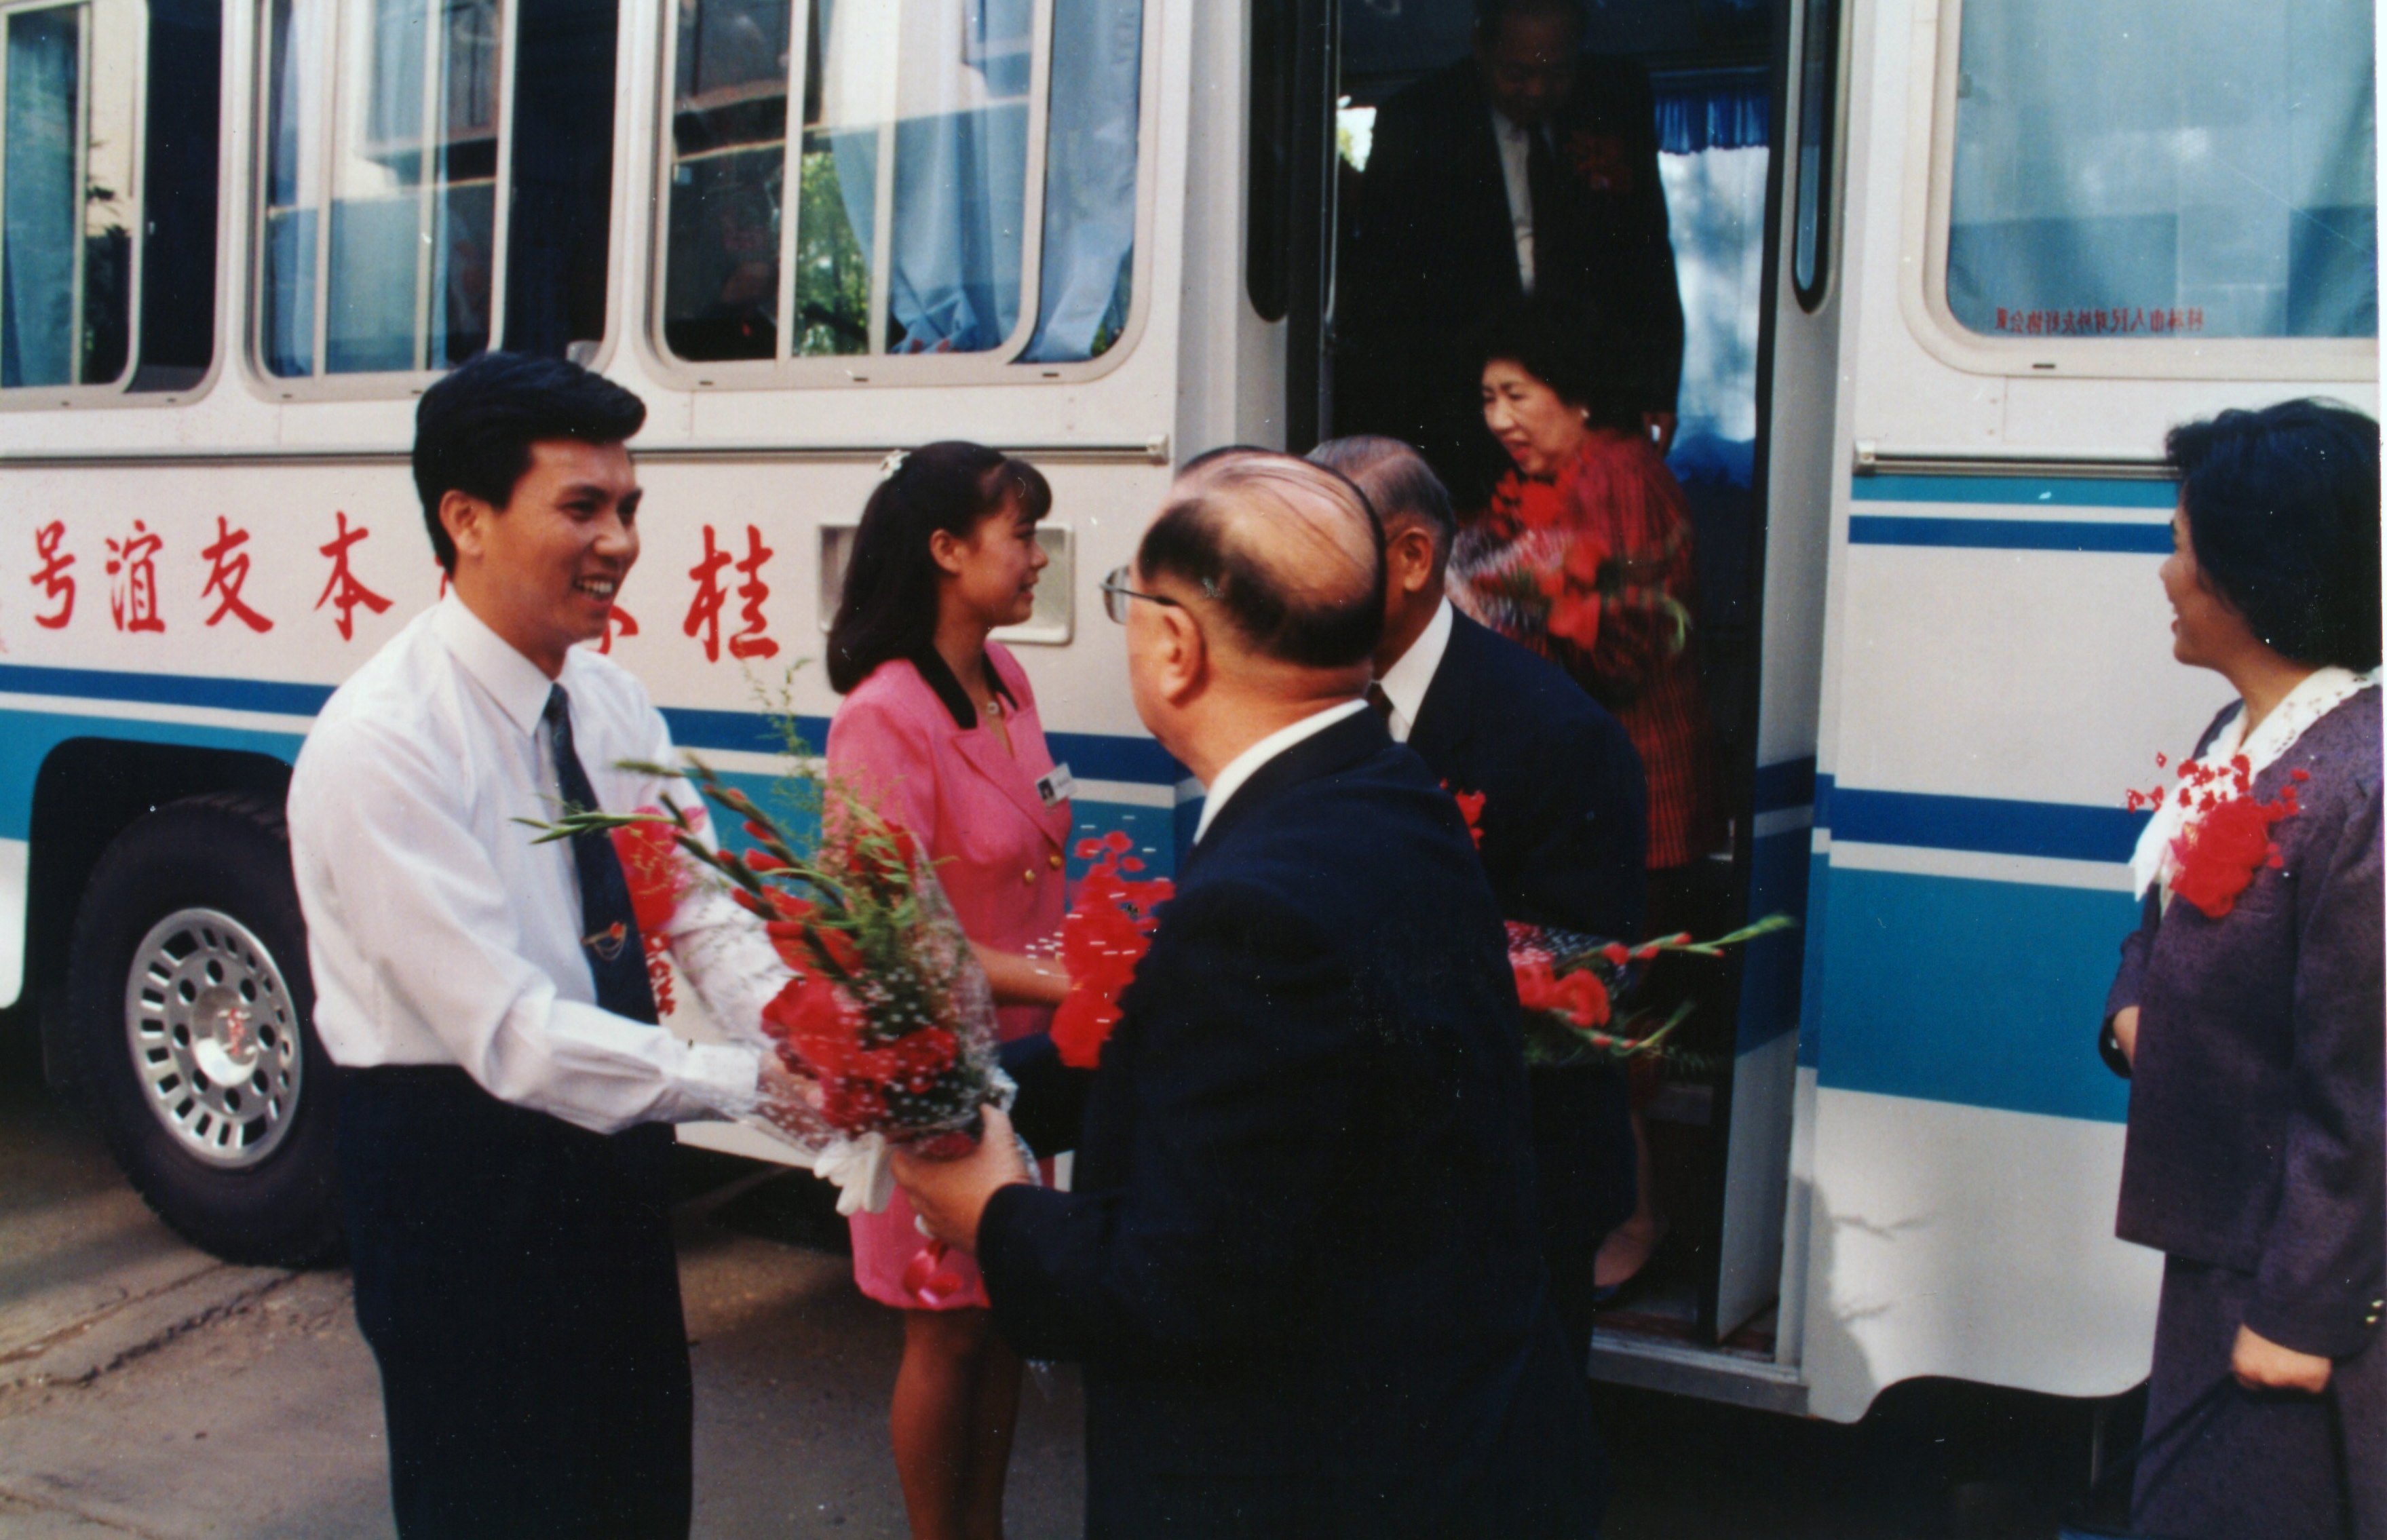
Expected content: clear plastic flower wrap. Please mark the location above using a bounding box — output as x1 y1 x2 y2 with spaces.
531 754 1013 1214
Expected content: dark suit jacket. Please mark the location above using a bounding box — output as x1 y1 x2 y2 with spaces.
1343 54 1684 502
982 710 1602 1538
2105 687 2384 1360
1409 607 1647 1260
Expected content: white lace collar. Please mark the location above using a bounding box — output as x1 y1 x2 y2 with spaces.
2131 666 2380 901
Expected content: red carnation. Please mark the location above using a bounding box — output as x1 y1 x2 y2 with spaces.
2168 788 2297 920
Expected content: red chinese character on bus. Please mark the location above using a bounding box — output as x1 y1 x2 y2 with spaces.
200 517 273 633
729 525 779 661
30 521 74 629
685 526 731 661
683 524 778 662
316 512 393 641
599 602 639 655
105 520 166 634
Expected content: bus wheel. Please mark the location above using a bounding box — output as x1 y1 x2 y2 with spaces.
68 792 344 1267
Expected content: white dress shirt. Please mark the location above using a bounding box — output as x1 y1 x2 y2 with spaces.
289 596 767 1134
1190 698 1372 847
1371 597 1455 745
1492 108 1541 294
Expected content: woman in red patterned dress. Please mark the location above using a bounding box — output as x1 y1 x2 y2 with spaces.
1451 294 1723 1292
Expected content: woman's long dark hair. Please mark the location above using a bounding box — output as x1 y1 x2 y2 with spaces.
826 442 1053 693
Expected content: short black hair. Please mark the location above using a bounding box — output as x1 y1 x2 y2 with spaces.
1476 292 1641 434
413 353 648 572
1475 0 1586 44
2166 398 2381 671
1138 450 1384 669
1307 436 1457 561
827 442 1053 693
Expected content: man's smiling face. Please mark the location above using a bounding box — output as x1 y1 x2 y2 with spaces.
448 438 643 676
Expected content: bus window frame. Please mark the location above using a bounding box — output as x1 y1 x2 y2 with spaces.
242 0 624 402
640 0 1159 392
0 0 176 410
1789 0 1846 313
1901 0 2378 383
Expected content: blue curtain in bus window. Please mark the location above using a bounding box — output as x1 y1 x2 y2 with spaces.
1020 0 1140 362
3 7 80 389
1651 74 1768 156
826 0 1030 354
1948 0 2378 339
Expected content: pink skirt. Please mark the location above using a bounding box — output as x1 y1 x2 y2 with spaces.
847 1160 1052 1311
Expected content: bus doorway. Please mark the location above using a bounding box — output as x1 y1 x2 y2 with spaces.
1295 0 1810 1358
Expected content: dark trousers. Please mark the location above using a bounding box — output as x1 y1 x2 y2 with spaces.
339 1068 694 1539
2137 1257 2386 1540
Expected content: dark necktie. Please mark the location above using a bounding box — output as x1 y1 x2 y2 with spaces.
545 685 660 1026
1366 680 1395 727
1525 122 1561 288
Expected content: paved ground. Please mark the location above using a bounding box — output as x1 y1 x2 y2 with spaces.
0 1056 2124 1539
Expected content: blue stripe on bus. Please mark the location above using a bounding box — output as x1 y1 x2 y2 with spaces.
0 710 307 841
617 710 1189 787
0 661 334 717
1848 516 2172 554
1830 786 2147 864
1812 864 2134 1123
1753 755 1816 814
0 663 1185 787
1851 474 2177 509
1734 822 1813 1055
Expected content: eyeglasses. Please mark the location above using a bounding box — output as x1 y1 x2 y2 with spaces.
1099 565 1185 625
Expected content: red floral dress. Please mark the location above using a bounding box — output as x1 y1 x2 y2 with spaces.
1451 430 1721 868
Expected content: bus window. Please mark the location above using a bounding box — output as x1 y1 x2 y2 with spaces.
656 0 1142 376
1 0 139 390
1789 0 1835 309
260 0 617 381
1945 0 2376 341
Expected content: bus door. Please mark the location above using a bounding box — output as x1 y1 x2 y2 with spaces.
1713 0 1845 1354
1311 0 1814 1357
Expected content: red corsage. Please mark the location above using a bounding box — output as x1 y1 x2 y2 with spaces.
2131 754 2302 920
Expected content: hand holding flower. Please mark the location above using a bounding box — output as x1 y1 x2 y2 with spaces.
890 1104 1030 1252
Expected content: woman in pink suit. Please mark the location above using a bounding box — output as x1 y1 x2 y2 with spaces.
825 441 1071 1540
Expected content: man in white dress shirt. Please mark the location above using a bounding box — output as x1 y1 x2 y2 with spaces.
288 353 784 1538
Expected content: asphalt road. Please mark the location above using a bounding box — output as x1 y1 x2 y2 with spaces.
0 1058 2128 1539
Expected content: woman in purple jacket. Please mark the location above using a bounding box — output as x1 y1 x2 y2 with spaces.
2103 400 2383 1539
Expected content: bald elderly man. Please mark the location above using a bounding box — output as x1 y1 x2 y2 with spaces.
894 452 1603 1537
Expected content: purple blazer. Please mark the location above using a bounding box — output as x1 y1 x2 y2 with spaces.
2105 687 2384 1359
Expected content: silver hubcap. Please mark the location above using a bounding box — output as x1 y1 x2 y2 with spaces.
124 908 303 1168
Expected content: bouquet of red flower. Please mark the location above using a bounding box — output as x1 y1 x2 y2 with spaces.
533 755 1008 1175
1046 831 1173 1069
1506 915 1796 1075
1449 469 1690 657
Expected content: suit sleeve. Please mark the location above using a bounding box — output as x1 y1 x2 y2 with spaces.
976 880 1373 1368
2100 890 2159 1078
1614 59 1683 415
1505 701 1648 938
2243 779 2386 1360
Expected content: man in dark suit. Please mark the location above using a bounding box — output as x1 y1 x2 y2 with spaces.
1314 433 1645 1357
1341 0 1684 507
894 451 1602 1538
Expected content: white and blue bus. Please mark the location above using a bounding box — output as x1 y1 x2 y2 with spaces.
0 0 2373 1422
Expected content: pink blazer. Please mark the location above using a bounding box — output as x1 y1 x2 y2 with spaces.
824 644 1072 1041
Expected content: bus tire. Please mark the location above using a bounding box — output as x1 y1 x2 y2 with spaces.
67 792 345 1267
